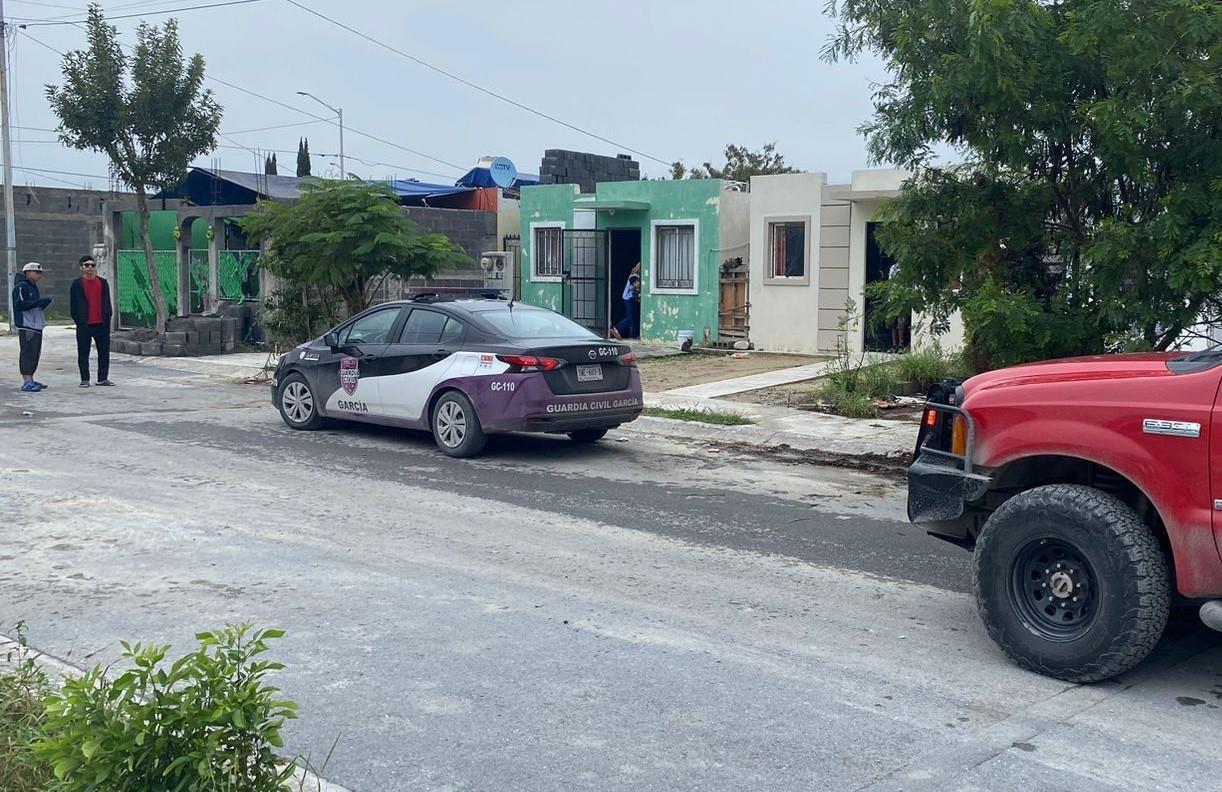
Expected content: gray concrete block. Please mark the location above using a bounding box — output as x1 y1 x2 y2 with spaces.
161 344 187 356
164 331 187 345
139 340 162 355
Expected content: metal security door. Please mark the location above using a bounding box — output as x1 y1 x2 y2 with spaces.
561 230 608 335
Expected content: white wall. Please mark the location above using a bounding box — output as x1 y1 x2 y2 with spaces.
747 173 827 354
496 196 520 245
717 186 750 263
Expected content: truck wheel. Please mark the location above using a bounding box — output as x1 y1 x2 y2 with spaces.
973 484 1169 683
431 391 487 458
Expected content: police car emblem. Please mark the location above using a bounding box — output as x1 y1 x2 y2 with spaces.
340 357 360 395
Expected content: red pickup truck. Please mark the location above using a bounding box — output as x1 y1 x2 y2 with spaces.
909 350 1222 682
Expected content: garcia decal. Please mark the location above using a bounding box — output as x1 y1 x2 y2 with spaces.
340 356 360 395
337 399 368 412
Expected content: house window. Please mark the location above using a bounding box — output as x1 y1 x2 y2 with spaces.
654 224 696 291
769 221 806 279
533 226 563 278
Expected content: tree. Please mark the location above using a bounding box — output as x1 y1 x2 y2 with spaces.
47 4 221 334
672 142 797 182
264 152 278 175
241 180 470 326
296 138 311 177
824 0 1222 369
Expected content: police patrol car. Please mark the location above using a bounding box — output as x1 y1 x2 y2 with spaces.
271 296 644 457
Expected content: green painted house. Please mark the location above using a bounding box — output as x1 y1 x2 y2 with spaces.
519 179 749 344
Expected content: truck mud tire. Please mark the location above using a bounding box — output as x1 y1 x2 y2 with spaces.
431 390 487 458
277 373 325 431
973 484 1169 683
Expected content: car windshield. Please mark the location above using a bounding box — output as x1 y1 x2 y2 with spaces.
481 308 598 340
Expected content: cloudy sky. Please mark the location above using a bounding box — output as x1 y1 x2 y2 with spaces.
3 0 894 190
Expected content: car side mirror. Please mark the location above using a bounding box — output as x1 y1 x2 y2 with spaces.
324 332 340 351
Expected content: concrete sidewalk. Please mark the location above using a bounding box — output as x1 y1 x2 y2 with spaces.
638 392 916 466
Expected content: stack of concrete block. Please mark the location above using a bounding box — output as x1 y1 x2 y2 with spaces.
164 316 238 356
539 150 640 193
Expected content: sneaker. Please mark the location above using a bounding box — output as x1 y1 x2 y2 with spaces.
79 381 90 389
96 380 115 387
32 380 48 390
20 381 39 392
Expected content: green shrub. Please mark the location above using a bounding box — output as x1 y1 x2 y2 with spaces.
0 624 57 792
830 390 879 419
893 344 970 392
860 363 896 400
37 624 298 792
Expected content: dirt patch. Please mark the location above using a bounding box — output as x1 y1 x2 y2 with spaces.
639 352 824 393
726 380 926 423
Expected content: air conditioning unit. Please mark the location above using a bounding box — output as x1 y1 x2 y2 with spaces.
479 251 513 299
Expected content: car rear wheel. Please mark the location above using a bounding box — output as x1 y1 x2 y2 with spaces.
277 374 324 431
567 428 608 444
431 391 487 458
973 484 1169 683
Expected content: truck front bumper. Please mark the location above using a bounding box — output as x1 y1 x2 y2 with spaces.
907 454 992 544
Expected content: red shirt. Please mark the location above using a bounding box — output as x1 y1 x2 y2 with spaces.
83 276 103 325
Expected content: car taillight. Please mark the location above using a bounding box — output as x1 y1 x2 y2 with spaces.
951 415 967 456
497 354 563 372
619 352 638 367
924 409 938 428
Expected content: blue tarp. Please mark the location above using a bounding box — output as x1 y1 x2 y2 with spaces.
455 167 540 190
385 179 473 201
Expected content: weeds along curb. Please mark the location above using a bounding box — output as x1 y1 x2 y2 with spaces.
0 632 352 792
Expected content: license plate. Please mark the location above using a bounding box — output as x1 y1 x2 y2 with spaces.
576 364 604 382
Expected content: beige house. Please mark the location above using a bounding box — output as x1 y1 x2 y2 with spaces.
746 169 964 355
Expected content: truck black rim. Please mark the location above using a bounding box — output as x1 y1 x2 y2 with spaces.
1009 537 1098 641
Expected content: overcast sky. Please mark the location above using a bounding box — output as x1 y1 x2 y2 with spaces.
3 0 895 190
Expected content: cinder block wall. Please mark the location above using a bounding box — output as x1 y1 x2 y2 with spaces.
403 206 498 288
1 186 116 315
539 150 640 194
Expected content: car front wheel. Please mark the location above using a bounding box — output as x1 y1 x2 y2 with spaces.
277 374 324 430
973 484 1169 683
431 391 487 458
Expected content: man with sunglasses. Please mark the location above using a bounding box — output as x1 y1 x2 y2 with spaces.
69 254 114 388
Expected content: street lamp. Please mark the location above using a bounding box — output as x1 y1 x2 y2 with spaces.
296 91 344 179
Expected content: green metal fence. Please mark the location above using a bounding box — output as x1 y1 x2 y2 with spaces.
220 250 261 302
117 250 178 328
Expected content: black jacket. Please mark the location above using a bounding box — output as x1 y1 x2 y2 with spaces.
69 276 113 328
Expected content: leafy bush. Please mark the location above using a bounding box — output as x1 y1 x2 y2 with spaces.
828 390 878 419
37 624 298 792
860 363 896 400
0 624 57 792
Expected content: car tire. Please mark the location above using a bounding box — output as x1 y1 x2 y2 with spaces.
277 373 325 431
431 390 487 458
567 428 608 444
973 484 1169 683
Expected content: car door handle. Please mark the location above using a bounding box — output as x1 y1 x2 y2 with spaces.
432 348 450 359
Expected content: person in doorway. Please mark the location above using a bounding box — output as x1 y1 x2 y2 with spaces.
12 261 51 392
610 264 642 340
69 254 114 388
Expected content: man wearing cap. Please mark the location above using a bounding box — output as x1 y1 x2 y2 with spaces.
69 254 113 387
11 261 52 392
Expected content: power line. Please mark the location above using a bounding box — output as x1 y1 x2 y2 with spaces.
16 27 467 174
16 0 266 26
283 0 673 167
14 27 466 176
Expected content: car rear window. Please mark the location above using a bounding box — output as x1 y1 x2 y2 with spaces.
481 309 598 340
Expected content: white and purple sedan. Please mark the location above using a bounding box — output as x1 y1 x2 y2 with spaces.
271 296 643 457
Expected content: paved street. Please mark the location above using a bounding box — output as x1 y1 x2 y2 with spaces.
2 333 1220 791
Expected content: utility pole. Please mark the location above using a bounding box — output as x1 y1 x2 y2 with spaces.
0 0 16 333
296 91 344 179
